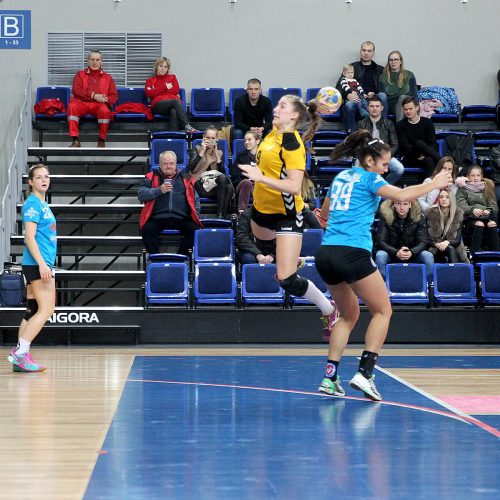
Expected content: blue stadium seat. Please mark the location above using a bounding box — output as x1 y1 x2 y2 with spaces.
268 87 302 108
229 87 246 122
480 262 500 305
306 88 341 120
200 218 232 228
433 263 477 305
145 262 189 306
461 105 496 122
150 138 188 170
473 131 500 148
114 87 149 122
300 229 324 260
386 264 429 304
148 252 186 262
241 264 284 305
193 228 234 263
192 138 229 176
190 88 225 120
232 139 245 160
34 86 70 120
437 133 477 164
194 262 237 305
290 261 329 305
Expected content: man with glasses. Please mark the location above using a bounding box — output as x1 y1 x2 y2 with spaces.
336 41 388 132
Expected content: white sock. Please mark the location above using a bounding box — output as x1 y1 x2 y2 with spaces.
15 337 31 356
303 280 333 315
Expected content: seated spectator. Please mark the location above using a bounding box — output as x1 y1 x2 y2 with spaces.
235 207 276 265
417 156 458 212
426 190 468 263
375 199 434 282
356 96 404 185
230 131 261 214
138 151 202 255
233 78 273 140
336 40 388 132
187 126 234 219
144 57 195 133
379 51 418 121
456 165 499 253
339 64 369 121
68 50 117 148
396 97 440 176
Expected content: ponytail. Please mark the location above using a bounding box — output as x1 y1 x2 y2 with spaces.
329 129 391 166
301 100 322 145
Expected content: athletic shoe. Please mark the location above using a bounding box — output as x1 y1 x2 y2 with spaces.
320 299 339 342
97 139 106 148
349 372 382 401
7 350 47 372
318 376 345 397
185 124 198 133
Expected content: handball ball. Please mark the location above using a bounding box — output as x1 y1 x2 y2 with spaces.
315 87 342 114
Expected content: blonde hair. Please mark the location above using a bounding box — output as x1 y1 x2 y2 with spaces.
154 57 171 75
343 64 354 73
281 95 322 146
383 50 408 88
437 189 458 236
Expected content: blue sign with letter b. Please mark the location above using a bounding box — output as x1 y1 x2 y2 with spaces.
0 10 31 49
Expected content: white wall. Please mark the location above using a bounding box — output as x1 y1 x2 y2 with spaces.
0 0 499 106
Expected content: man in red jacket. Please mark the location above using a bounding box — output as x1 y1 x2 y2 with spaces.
139 151 203 256
68 50 118 147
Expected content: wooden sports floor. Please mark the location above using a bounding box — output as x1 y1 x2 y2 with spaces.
1 345 499 500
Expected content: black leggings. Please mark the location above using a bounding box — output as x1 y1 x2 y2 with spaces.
151 99 189 130
195 175 234 218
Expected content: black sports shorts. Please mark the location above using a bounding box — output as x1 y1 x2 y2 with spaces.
251 207 304 235
22 265 54 284
315 245 377 285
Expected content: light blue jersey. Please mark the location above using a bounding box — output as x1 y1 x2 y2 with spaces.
22 194 57 266
322 167 388 252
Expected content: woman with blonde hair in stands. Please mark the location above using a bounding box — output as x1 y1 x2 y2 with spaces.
379 50 418 121
144 57 195 133
426 189 468 263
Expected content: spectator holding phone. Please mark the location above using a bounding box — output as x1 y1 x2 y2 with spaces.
187 126 234 219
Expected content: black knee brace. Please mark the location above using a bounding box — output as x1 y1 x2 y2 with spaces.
279 272 309 296
23 299 38 321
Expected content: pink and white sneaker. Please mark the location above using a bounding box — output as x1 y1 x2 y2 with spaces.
320 300 339 342
7 349 47 372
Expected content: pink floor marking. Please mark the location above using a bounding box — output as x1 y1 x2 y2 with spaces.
438 395 500 414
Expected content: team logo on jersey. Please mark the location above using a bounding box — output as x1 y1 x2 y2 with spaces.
24 207 38 218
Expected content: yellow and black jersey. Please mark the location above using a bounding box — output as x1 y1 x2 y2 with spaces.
253 128 306 215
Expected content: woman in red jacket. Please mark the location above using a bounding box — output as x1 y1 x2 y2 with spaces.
145 57 195 132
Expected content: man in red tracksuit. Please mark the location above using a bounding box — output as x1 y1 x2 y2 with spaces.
68 50 118 148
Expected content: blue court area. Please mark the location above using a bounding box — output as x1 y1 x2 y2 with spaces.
85 356 499 499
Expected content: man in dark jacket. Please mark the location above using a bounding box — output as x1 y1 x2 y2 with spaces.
139 151 202 255
375 199 434 282
336 41 388 132
233 78 273 140
356 96 404 185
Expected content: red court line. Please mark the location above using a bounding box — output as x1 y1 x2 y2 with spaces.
126 378 500 437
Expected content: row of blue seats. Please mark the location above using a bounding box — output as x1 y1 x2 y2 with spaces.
34 86 500 124
156 228 325 265
145 261 500 307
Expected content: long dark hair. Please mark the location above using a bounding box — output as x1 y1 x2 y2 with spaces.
329 129 391 166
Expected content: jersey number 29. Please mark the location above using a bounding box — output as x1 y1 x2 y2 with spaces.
329 181 353 211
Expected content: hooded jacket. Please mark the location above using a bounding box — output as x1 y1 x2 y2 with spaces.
376 200 428 256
